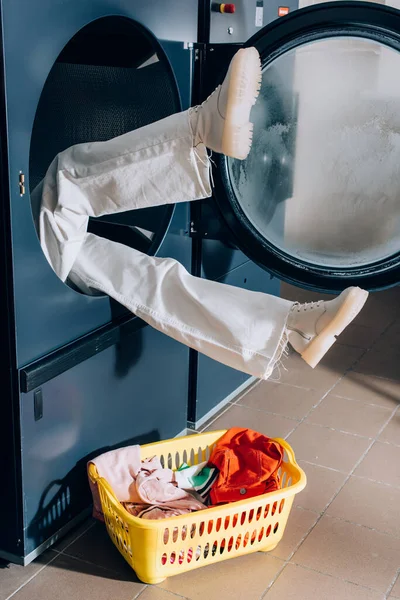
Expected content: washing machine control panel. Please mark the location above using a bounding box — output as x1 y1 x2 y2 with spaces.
209 0 298 43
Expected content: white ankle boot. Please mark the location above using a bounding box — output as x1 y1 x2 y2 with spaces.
190 47 261 160
287 287 369 368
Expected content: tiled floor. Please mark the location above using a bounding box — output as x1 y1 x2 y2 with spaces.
1 285 399 600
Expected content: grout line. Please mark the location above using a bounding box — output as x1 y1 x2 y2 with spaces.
327 390 399 410
385 568 400 600
317 514 400 540
223 402 303 422
57 519 96 555
136 587 192 600
231 378 262 404
296 459 400 491
259 558 288 600
198 402 235 432
351 473 400 490
288 560 390 595
296 459 347 474
133 586 148 600
260 395 399 599
4 551 60 600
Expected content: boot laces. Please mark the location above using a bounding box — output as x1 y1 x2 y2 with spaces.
294 300 324 314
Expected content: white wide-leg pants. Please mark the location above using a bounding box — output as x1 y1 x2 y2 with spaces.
34 110 294 379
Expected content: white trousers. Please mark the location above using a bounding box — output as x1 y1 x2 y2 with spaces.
35 110 294 379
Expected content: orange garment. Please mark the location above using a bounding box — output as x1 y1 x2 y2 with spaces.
208 427 283 505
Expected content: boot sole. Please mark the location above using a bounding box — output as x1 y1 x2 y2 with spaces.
301 287 369 369
222 47 262 160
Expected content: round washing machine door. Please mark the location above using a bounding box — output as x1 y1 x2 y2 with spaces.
29 16 180 276
213 2 400 292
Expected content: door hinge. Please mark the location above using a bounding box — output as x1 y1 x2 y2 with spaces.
19 172 25 196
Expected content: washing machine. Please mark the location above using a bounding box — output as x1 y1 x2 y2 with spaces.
188 0 400 426
0 0 198 563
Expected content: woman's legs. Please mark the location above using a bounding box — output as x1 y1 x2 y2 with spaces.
37 47 369 377
69 233 293 380
35 110 211 282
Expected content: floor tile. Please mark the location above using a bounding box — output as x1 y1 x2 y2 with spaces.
275 346 364 393
270 506 318 560
265 563 384 600
326 476 400 538
331 372 400 409
353 348 400 382
335 323 382 350
138 587 190 600
293 515 400 592
62 521 142 581
287 422 371 472
0 551 55 600
11 554 144 599
204 404 298 439
370 320 400 353
354 442 400 488
236 381 321 420
306 394 392 438
378 410 400 446
53 518 94 552
347 290 399 332
295 461 347 512
391 574 400 598
159 553 284 600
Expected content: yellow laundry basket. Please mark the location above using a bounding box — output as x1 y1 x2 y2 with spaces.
88 430 306 584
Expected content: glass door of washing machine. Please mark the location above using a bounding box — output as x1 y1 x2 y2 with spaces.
212 1 400 292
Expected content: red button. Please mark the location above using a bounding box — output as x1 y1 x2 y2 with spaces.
219 3 236 13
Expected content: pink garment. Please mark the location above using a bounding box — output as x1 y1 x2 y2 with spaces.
123 496 205 520
88 445 206 521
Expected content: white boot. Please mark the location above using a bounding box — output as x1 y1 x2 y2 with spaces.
190 47 262 160
287 287 369 368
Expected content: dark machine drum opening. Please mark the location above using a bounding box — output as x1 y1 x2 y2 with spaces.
29 16 181 290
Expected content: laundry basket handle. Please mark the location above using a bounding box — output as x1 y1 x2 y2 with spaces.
273 438 298 466
88 463 99 484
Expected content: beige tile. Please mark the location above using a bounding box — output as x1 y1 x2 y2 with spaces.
287 422 371 472
353 349 400 382
237 381 321 420
327 476 400 537
138 587 190 600
306 394 392 438
160 553 283 600
336 323 382 350
204 404 298 439
270 507 318 560
266 563 384 600
331 372 400 409
294 515 400 592
0 551 55 600
276 346 364 393
11 554 145 600
295 461 347 512
63 522 141 581
354 442 400 488
348 290 399 332
378 410 400 446
53 518 94 552
391 575 400 598
371 320 400 353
